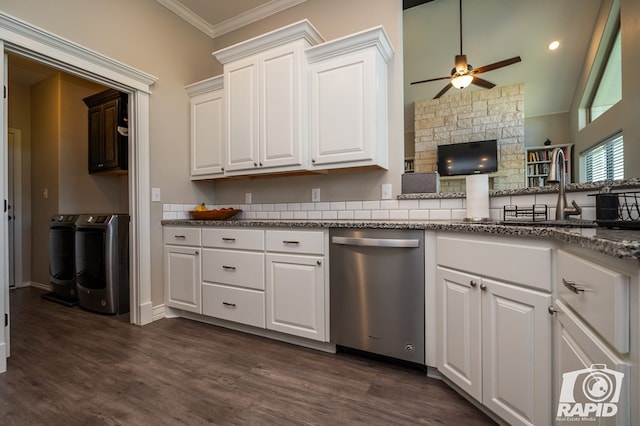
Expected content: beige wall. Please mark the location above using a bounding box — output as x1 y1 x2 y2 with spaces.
570 0 640 180
209 0 404 205
0 0 403 305
30 76 60 285
8 82 32 286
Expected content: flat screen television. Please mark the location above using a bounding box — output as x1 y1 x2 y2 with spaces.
437 140 498 176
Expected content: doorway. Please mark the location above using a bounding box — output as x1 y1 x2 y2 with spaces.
1 12 157 373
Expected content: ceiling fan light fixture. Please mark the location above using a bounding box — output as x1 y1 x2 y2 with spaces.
451 73 473 89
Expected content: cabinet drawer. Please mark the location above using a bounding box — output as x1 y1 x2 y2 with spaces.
266 230 325 255
202 283 265 328
202 228 264 250
164 227 201 246
557 250 629 353
437 235 551 291
202 249 265 290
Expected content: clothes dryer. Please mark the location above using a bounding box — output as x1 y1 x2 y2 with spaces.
74 214 129 314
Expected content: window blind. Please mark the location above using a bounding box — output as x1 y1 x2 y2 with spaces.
583 135 623 182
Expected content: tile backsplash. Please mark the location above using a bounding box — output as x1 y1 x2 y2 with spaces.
162 191 598 222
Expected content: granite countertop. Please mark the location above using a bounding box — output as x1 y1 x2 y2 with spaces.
397 177 640 199
161 218 640 261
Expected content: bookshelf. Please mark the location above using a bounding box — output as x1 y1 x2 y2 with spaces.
525 144 573 188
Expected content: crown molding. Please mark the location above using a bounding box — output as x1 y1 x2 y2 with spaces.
157 0 308 39
156 0 215 37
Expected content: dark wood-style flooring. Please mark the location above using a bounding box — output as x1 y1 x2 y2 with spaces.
0 287 496 425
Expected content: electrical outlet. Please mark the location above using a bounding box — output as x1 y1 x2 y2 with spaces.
312 188 321 202
245 192 252 204
151 187 161 202
381 183 392 200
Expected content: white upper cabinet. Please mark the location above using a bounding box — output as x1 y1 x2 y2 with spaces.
306 26 394 170
185 76 225 179
190 21 394 179
214 20 324 175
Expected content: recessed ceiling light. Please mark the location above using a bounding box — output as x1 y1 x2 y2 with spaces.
548 40 560 51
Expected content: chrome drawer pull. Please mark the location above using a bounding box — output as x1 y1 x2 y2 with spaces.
283 240 300 245
222 302 236 308
562 278 585 294
222 237 236 242
174 235 186 239
222 265 236 270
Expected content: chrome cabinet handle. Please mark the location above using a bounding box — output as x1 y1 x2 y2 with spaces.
174 235 186 240
222 237 236 242
470 280 478 288
222 302 236 308
562 278 585 294
283 240 300 245
480 283 487 291
548 306 558 315
222 265 236 270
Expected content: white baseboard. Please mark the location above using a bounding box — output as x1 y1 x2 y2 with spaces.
152 304 166 321
27 281 51 291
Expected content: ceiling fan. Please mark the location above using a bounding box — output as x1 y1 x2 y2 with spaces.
410 0 522 98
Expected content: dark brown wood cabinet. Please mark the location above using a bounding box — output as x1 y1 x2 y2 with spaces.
83 89 128 174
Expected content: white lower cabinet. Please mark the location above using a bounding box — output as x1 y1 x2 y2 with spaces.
164 226 328 343
265 229 328 342
436 234 553 426
437 267 552 426
553 249 634 425
164 227 202 314
266 253 325 341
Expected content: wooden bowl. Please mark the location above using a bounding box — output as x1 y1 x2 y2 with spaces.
189 209 242 220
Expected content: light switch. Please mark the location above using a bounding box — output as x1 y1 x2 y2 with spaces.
151 187 161 202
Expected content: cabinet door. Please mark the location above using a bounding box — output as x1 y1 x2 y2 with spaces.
190 89 224 178
266 254 325 341
260 44 303 169
481 278 552 426
225 57 259 172
308 49 384 168
87 105 103 171
555 301 630 426
436 266 482 401
164 245 201 314
101 98 120 169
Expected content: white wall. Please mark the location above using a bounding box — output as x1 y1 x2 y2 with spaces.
570 0 640 179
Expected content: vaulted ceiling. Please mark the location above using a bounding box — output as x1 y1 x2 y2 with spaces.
159 0 603 118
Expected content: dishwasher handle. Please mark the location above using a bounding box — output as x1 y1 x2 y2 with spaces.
331 236 420 248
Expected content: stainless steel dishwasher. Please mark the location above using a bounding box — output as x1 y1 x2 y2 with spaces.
330 228 425 364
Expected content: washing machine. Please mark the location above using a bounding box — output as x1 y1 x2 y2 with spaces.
43 214 80 306
74 214 129 314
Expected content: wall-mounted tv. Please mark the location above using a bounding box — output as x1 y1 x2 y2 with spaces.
437 140 498 176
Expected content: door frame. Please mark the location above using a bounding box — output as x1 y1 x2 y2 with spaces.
0 11 158 372
7 128 22 289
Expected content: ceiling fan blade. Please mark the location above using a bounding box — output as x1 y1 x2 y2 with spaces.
411 75 451 85
434 82 453 99
471 77 495 89
472 56 522 75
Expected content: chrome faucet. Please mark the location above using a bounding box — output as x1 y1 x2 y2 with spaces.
547 147 582 220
